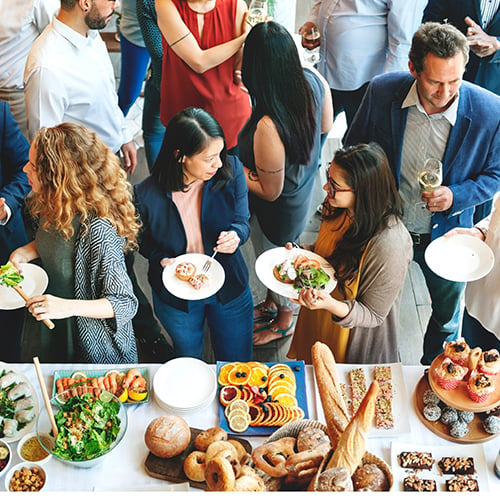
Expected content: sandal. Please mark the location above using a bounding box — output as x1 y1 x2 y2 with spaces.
253 318 295 346
253 301 278 322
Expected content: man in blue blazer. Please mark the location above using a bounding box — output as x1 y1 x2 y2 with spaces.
0 101 31 361
345 22 500 364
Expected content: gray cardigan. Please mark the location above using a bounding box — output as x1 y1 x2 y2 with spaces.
74 218 138 363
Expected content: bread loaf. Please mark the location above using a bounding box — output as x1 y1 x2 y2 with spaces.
326 380 379 474
144 415 191 458
311 342 350 447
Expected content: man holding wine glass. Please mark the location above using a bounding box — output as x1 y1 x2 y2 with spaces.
345 22 500 365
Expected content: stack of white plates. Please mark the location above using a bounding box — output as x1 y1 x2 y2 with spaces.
153 357 217 414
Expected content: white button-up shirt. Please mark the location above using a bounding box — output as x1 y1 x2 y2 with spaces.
24 17 132 151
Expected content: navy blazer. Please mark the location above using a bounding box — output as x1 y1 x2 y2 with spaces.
345 72 500 239
0 102 30 261
423 0 500 95
134 155 250 311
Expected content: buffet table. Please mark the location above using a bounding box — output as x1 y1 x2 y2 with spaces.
3 363 499 492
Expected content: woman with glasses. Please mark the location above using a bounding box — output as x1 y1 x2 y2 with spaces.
288 143 412 364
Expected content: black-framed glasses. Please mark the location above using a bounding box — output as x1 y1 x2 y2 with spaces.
326 177 354 198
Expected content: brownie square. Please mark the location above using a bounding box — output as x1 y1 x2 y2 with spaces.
438 457 475 475
403 475 437 492
445 475 479 492
399 451 435 470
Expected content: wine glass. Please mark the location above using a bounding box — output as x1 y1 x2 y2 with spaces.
301 25 321 65
418 158 442 193
248 0 267 27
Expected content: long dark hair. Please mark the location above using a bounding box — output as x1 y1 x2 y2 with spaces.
152 107 232 192
241 21 316 165
327 143 403 288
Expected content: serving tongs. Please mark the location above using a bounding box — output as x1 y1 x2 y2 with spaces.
0 262 55 329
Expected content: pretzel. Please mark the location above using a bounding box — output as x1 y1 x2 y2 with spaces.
251 437 297 478
286 449 327 479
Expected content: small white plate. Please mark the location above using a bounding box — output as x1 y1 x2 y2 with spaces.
255 247 336 299
162 253 225 300
424 234 494 282
0 263 49 310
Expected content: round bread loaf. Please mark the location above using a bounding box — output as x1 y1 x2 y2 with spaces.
352 463 388 491
145 415 191 458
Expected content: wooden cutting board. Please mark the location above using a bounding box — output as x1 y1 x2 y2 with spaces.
144 427 252 490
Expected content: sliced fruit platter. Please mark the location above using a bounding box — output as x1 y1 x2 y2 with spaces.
217 361 308 436
51 367 150 405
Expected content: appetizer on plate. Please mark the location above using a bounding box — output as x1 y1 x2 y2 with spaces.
273 255 330 291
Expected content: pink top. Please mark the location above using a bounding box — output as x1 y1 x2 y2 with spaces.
172 180 204 254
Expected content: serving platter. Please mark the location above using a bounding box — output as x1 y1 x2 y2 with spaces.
428 353 500 412
0 263 49 310
414 374 498 444
217 361 309 436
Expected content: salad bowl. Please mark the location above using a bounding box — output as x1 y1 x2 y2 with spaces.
35 388 127 468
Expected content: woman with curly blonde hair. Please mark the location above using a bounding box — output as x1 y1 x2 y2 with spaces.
10 123 140 363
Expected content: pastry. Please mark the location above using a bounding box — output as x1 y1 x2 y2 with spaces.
315 467 353 492
445 475 479 492
296 427 330 453
438 456 475 475
478 349 500 375
189 273 209 290
175 261 196 281
403 475 437 492
352 463 388 491
435 356 468 390
443 339 471 366
467 370 495 403
423 404 441 422
398 451 434 470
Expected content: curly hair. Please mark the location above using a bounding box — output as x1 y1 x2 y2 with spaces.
28 123 140 251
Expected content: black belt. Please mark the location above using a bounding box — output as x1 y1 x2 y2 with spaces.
410 232 431 246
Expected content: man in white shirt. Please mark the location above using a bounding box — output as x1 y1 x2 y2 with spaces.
24 0 137 172
0 0 59 138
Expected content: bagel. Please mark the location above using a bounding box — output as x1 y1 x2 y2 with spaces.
194 426 227 451
183 451 206 482
205 440 237 463
227 439 251 465
205 455 236 491
234 474 266 491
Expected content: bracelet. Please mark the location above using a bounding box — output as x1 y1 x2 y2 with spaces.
234 69 241 75
475 226 488 240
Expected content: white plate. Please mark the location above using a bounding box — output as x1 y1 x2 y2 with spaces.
314 363 411 438
391 441 490 492
424 234 494 282
0 362 40 443
153 357 217 410
0 263 49 310
254 247 336 299
162 253 225 300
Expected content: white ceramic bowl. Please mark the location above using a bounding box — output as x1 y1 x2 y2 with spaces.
16 432 52 465
0 439 12 477
4 461 47 492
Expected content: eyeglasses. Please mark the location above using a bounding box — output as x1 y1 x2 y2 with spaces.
326 177 354 198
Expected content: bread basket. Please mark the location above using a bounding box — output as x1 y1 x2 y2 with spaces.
265 419 393 491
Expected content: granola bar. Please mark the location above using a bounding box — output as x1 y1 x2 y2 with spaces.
403 475 437 492
349 368 367 415
399 451 435 470
438 456 475 475
374 365 394 429
445 475 479 492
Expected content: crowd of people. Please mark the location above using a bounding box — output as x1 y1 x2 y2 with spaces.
0 0 499 366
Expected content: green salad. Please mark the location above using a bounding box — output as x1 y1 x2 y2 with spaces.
293 265 331 291
52 392 121 461
0 262 24 287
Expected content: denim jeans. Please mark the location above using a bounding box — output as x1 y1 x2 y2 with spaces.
413 243 466 364
331 82 369 129
152 286 253 361
142 78 165 171
462 308 500 351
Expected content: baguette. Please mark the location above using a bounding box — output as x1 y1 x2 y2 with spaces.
311 342 350 447
325 380 379 474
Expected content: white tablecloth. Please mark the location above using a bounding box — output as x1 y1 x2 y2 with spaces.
3 363 499 492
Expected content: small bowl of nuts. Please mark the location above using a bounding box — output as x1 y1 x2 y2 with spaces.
4 462 47 492
0 440 12 477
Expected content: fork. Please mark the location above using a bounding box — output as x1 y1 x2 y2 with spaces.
202 250 218 274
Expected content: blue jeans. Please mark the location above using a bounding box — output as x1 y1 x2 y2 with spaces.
332 82 369 129
152 287 253 361
462 308 500 351
142 78 165 171
118 35 151 116
413 244 466 364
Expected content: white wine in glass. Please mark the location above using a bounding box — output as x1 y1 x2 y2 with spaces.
418 158 443 192
248 0 267 26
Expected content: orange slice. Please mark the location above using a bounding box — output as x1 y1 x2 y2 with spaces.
218 362 236 386
274 393 298 407
219 385 241 406
227 363 251 386
248 366 269 388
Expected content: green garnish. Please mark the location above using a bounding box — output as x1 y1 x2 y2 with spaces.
52 392 121 461
0 262 24 287
293 266 330 291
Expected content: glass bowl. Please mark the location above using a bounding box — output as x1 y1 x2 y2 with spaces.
0 439 12 477
35 387 127 468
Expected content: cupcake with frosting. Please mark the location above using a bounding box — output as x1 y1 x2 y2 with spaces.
435 357 468 390
443 339 471 366
478 349 500 376
467 370 495 403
